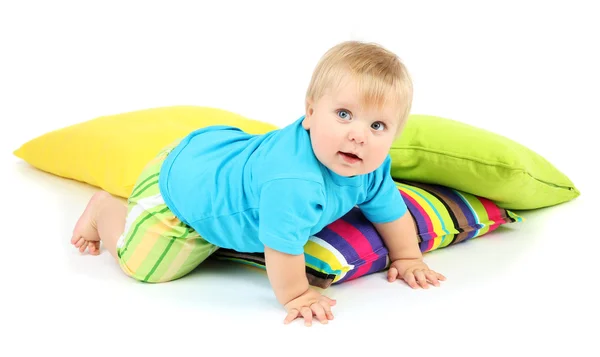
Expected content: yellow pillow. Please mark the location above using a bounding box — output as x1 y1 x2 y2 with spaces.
13 106 279 198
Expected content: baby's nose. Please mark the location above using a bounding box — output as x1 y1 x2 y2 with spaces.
348 127 367 144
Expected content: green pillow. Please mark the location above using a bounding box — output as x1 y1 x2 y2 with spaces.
389 115 580 210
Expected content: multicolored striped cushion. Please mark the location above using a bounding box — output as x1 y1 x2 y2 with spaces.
211 180 523 288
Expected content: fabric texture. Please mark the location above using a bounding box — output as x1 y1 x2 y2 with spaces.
117 141 218 283
13 106 278 199
212 180 524 288
388 114 580 210
13 106 538 287
13 106 579 210
158 115 406 255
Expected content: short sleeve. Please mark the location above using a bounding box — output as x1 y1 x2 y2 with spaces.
358 156 407 223
258 179 325 255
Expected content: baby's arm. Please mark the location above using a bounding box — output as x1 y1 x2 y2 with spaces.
264 246 310 305
264 246 335 326
360 156 446 288
257 178 333 325
374 212 423 262
374 213 446 288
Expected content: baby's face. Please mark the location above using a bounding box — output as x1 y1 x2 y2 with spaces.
302 78 402 177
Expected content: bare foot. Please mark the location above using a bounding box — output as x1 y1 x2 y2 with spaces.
71 191 111 255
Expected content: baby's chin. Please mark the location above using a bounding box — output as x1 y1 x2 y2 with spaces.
327 164 371 177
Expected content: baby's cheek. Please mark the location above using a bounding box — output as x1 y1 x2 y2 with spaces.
315 133 335 155
321 132 339 147
374 144 391 162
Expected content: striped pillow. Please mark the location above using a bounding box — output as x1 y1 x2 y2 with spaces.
211 180 523 288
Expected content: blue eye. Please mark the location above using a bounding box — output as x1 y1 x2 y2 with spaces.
337 110 352 120
371 121 386 131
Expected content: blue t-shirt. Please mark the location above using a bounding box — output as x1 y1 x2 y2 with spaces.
158 116 407 255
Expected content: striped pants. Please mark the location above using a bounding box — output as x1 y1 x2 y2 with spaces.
115 141 218 283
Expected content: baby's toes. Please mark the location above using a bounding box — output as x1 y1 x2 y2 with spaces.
73 237 85 248
79 241 89 253
89 242 100 255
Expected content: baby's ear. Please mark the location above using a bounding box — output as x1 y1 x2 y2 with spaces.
302 116 311 130
302 99 314 130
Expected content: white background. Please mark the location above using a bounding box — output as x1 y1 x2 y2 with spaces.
2 1 599 356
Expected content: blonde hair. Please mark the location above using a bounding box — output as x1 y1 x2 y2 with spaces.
306 41 413 129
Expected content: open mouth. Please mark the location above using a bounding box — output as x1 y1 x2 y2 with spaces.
339 151 361 164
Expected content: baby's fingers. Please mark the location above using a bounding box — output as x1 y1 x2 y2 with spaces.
300 307 313 326
414 270 429 289
284 309 300 324
403 271 420 289
311 303 328 324
319 300 335 321
425 270 441 286
320 295 337 306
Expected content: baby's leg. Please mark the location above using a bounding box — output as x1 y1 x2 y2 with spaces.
71 138 217 283
71 190 126 259
71 188 217 283
115 195 218 283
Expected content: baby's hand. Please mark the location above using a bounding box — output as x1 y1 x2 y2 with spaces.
283 288 336 326
388 258 446 289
